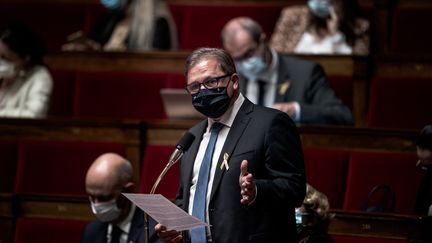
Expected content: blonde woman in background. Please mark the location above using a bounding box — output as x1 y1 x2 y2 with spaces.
270 0 369 55
63 0 178 51
296 184 335 243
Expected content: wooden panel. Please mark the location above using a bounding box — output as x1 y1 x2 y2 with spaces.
329 210 427 241
16 195 93 220
0 118 141 186
144 121 417 152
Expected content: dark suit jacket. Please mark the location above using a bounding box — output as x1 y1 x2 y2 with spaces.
82 208 159 243
175 99 306 243
240 54 353 125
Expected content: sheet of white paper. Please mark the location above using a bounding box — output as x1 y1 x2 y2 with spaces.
123 193 208 231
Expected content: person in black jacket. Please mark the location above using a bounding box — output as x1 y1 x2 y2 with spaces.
414 124 432 216
296 184 335 243
221 17 353 125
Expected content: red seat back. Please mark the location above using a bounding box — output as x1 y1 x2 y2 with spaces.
140 145 179 200
343 151 422 214
74 71 166 120
0 140 19 193
14 217 89 243
14 140 126 196
304 149 349 209
48 70 76 117
332 235 405 243
367 76 432 130
172 4 283 50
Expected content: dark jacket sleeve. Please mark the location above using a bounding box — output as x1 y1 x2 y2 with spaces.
254 112 306 208
299 63 354 125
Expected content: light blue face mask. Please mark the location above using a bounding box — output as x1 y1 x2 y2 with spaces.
235 56 268 81
100 0 123 10
308 0 331 18
295 208 302 224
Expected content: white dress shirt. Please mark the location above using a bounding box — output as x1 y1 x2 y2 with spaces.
188 93 245 236
107 205 136 243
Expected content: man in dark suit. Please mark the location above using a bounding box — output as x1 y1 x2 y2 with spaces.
155 48 306 243
82 153 157 243
414 124 432 216
221 17 353 125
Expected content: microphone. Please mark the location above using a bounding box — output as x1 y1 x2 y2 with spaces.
144 132 195 243
150 132 195 194
167 132 196 166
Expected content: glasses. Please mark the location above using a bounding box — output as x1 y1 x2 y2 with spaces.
185 73 231 94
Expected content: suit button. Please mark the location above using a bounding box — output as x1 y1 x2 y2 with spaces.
209 208 215 212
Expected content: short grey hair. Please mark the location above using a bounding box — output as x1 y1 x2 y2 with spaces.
184 48 236 77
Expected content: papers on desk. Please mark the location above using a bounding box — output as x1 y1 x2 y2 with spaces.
122 193 208 231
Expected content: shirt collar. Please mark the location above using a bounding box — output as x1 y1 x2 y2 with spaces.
109 204 136 236
207 93 245 130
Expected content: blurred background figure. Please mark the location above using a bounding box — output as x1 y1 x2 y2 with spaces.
63 0 178 52
296 184 335 243
270 0 369 55
0 23 53 118
221 17 353 125
414 124 432 216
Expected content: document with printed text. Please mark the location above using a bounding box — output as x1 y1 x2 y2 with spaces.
123 193 208 231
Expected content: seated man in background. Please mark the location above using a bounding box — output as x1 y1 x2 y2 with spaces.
414 124 432 216
0 22 53 118
63 0 178 51
221 17 353 125
296 184 335 243
83 153 158 243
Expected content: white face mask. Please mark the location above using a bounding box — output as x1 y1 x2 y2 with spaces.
0 58 16 79
235 56 268 81
90 199 122 222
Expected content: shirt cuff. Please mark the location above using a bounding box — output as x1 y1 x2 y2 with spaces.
292 102 301 123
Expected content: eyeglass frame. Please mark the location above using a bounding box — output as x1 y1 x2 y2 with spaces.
185 73 232 94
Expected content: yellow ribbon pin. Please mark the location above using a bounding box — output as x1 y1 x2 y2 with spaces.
278 80 291 95
220 152 229 171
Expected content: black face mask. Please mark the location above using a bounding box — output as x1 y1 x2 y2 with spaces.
192 86 231 118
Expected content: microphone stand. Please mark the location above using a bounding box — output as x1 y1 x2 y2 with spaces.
144 160 177 243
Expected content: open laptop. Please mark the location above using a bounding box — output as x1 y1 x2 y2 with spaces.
160 88 205 120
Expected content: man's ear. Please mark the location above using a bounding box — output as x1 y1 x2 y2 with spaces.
232 73 240 90
124 182 135 193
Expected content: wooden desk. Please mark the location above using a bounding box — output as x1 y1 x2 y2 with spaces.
45 51 369 126
144 121 417 152
330 210 431 242
0 118 142 185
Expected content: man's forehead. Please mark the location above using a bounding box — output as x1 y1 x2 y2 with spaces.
225 30 256 58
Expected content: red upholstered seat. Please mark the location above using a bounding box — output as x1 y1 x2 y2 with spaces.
390 7 432 54
140 145 179 200
0 3 97 51
367 76 432 130
327 75 353 110
48 70 76 117
14 140 126 196
332 235 405 243
0 140 19 193
171 4 283 50
304 149 349 209
74 71 166 120
343 151 422 214
14 217 89 243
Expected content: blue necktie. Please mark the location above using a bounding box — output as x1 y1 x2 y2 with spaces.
191 122 224 243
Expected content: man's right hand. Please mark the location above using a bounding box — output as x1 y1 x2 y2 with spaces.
155 223 182 243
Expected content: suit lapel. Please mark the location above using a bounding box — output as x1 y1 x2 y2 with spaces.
209 100 253 202
274 54 292 103
127 209 143 242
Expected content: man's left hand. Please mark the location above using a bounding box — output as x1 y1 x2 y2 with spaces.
239 160 256 205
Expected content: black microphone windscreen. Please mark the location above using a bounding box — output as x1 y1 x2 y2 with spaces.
176 132 195 151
